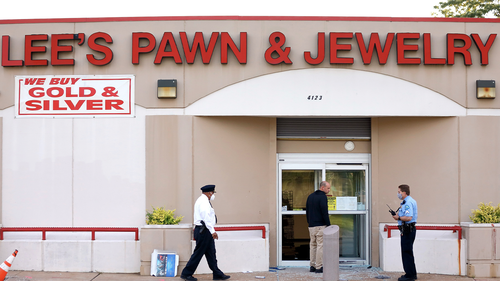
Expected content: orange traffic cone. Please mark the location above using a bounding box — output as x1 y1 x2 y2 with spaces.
0 249 18 281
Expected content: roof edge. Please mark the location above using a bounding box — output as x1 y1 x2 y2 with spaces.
1 15 500 25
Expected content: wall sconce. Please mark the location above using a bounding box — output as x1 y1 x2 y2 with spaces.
476 80 495 99
157 79 177 99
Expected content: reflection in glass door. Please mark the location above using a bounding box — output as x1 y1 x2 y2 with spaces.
278 153 370 266
281 169 320 261
326 169 366 259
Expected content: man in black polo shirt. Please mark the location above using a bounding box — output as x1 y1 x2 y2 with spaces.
306 181 331 273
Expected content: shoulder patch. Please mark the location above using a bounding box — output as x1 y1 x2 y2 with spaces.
405 205 410 210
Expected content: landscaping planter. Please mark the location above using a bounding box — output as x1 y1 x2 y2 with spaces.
139 224 192 276
461 222 500 278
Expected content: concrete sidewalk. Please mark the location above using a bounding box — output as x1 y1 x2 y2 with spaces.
4 267 497 281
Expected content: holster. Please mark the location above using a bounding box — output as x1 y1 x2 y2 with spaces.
399 222 416 234
199 220 207 234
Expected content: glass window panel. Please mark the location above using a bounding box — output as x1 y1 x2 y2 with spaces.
281 214 310 260
280 166 368 264
329 214 366 259
282 170 321 211
282 214 367 260
326 170 366 210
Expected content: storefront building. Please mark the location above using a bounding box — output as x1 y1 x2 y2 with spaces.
0 16 499 273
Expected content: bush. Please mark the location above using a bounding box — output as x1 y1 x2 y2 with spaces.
146 206 184 225
470 202 500 223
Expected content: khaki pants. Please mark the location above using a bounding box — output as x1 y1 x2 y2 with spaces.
308 225 326 269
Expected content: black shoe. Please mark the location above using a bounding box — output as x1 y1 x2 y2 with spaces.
309 266 316 272
315 267 323 273
398 276 415 281
181 275 198 281
213 274 231 280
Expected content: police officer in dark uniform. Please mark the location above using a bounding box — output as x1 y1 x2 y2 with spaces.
180 184 230 281
392 184 418 281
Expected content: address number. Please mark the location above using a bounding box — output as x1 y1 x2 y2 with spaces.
307 95 322 100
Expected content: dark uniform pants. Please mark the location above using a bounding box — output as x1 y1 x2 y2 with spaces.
181 226 224 278
400 228 417 278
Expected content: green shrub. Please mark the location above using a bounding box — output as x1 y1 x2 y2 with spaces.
470 202 500 223
146 206 184 225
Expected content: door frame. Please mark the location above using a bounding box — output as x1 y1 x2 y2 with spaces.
277 153 372 266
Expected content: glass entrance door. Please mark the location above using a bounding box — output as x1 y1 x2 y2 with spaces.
278 153 370 266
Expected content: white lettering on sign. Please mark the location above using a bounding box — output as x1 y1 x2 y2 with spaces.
15 75 135 118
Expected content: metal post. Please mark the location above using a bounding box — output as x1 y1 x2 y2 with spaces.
323 225 339 281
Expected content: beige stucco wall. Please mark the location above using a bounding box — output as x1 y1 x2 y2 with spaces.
147 116 278 264
459 116 500 222
145 115 194 221
192 116 278 264
371 117 461 265
375 117 460 224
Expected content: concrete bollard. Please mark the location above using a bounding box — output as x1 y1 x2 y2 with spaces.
323 225 340 281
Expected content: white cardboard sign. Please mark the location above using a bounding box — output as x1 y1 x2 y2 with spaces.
336 196 358 210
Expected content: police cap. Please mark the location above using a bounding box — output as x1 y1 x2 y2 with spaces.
201 184 215 192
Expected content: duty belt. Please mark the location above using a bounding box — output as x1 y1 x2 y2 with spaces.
398 222 416 234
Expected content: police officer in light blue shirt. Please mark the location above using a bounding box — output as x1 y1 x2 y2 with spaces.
398 194 417 225
392 184 418 281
